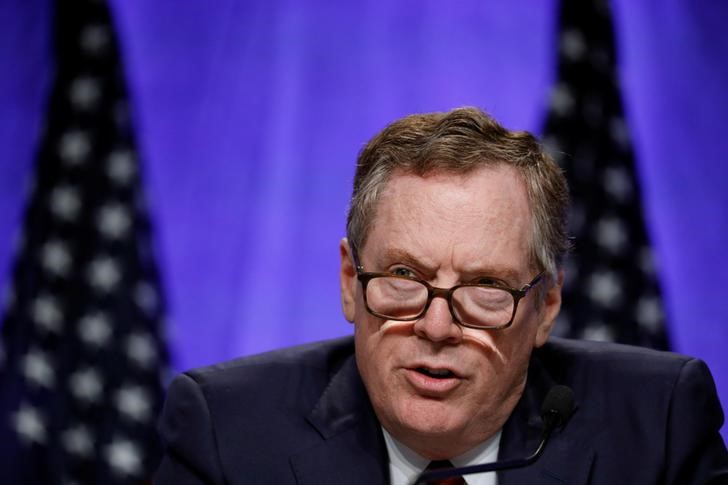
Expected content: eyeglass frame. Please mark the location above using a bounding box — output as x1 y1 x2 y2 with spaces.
350 245 545 330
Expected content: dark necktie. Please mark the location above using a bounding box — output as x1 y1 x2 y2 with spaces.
422 460 465 485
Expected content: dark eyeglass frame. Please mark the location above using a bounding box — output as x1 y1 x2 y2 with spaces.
351 246 544 330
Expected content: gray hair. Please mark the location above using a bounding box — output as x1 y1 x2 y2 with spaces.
345 107 570 279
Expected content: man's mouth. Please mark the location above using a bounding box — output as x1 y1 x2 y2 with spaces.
415 367 455 379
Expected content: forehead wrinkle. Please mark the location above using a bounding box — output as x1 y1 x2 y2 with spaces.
377 191 442 273
365 165 533 282
448 239 525 285
448 196 531 281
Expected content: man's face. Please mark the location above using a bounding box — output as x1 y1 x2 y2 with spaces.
339 165 562 459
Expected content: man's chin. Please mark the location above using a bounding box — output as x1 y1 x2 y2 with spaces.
391 403 470 443
390 420 474 460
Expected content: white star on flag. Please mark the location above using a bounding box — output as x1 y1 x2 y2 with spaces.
80 24 110 54
40 239 73 277
595 217 627 254
49 185 82 221
12 403 47 445
636 296 663 331
582 323 615 342
69 76 101 110
30 294 64 333
107 150 136 185
125 332 158 369
549 83 575 116
62 424 94 458
115 385 151 422
105 438 142 476
87 257 121 292
561 29 586 61
69 367 104 403
58 130 91 165
78 312 113 347
21 349 56 388
588 271 622 308
96 203 131 239
603 167 633 202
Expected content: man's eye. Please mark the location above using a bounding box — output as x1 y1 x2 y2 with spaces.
392 267 416 278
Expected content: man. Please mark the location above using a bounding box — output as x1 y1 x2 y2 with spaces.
155 107 728 484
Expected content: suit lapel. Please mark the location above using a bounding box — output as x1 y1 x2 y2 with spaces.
498 351 595 485
290 356 389 485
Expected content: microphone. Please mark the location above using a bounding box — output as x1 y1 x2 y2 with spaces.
412 385 574 484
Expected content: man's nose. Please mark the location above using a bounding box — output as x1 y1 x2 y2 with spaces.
412 296 462 343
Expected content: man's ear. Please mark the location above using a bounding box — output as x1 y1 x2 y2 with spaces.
535 269 564 347
339 238 357 323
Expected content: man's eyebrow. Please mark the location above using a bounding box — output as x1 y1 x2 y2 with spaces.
378 248 437 271
377 249 525 283
462 267 523 285
454 260 531 285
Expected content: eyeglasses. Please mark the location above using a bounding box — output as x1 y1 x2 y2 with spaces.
352 249 544 330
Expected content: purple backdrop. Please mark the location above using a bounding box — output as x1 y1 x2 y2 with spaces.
1 0 726 437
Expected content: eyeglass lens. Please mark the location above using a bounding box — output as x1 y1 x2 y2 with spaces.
365 276 514 327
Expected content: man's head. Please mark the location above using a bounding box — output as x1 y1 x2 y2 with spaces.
346 106 569 280
339 107 569 459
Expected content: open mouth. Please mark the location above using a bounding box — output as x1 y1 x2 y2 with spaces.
416 367 455 379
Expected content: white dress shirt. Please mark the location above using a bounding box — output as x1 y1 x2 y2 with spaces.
382 427 501 485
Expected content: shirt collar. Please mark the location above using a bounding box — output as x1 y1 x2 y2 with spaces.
382 427 501 485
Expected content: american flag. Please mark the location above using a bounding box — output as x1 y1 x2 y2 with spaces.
542 0 669 350
0 0 168 483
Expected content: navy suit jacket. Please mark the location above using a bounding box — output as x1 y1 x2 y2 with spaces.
155 337 728 484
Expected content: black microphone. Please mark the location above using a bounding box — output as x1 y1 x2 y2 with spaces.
412 385 575 484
